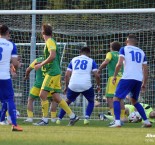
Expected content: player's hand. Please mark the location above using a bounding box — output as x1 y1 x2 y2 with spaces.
35 63 42 70
24 75 29 80
11 72 17 79
96 85 101 93
97 69 101 75
63 87 67 94
141 84 146 93
112 77 117 85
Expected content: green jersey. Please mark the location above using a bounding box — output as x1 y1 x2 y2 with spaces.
43 38 61 76
29 57 44 88
105 51 123 77
140 103 155 123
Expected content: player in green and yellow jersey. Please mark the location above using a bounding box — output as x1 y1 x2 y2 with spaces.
140 103 155 123
24 57 58 123
98 41 125 123
34 24 79 126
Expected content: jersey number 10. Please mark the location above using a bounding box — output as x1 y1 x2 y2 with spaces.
129 51 142 63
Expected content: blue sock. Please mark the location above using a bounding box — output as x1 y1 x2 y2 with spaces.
134 102 147 120
7 99 17 126
85 101 94 118
113 101 121 120
58 102 71 119
0 102 7 122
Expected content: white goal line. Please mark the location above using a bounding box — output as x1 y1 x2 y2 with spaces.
0 8 155 15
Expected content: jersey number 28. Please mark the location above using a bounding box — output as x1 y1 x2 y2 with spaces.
74 59 88 70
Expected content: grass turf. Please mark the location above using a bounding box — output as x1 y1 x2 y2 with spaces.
0 119 155 145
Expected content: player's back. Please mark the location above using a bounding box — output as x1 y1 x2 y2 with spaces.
121 45 146 81
0 38 15 80
68 55 97 92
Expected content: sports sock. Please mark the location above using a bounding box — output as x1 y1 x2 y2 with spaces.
51 111 56 118
120 109 125 120
113 101 121 120
134 102 147 120
27 109 33 118
7 99 17 126
110 108 114 116
59 99 74 118
41 100 49 118
86 101 94 117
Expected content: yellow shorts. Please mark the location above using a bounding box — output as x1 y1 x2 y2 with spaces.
29 86 52 99
41 74 61 93
106 76 121 97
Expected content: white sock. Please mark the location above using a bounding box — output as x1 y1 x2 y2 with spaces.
42 117 48 123
115 120 121 125
69 113 75 119
144 119 150 124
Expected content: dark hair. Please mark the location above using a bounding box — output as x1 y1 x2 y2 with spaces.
42 24 52 36
0 24 9 36
80 47 90 54
110 41 121 51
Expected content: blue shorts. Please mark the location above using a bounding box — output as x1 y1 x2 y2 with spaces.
67 87 94 102
115 79 142 101
0 79 14 102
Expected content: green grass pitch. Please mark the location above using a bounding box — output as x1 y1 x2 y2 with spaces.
0 119 155 145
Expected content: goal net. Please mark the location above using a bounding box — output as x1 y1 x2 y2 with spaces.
0 1 155 120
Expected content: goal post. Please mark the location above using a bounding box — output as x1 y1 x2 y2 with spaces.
0 8 155 119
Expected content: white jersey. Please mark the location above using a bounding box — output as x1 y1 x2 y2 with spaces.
67 55 97 92
119 45 147 81
0 38 18 80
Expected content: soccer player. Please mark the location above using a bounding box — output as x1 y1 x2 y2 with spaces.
24 57 58 123
0 24 23 131
140 103 155 123
34 24 79 126
99 104 140 123
98 41 125 124
56 47 100 125
111 34 152 127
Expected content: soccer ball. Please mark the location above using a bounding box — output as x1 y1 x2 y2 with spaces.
128 111 142 123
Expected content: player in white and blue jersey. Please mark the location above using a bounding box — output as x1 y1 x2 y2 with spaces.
56 47 100 125
0 24 23 131
110 34 151 128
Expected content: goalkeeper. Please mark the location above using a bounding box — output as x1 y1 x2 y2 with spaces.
24 56 58 123
99 103 155 123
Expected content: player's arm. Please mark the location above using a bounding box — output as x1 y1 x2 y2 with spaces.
24 59 36 79
64 70 72 94
92 60 101 92
40 50 55 66
98 52 111 74
113 47 124 84
10 63 17 78
113 56 124 84
141 55 148 92
11 42 18 70
35 39 56 70
64 61 72 94
24 67 33 80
